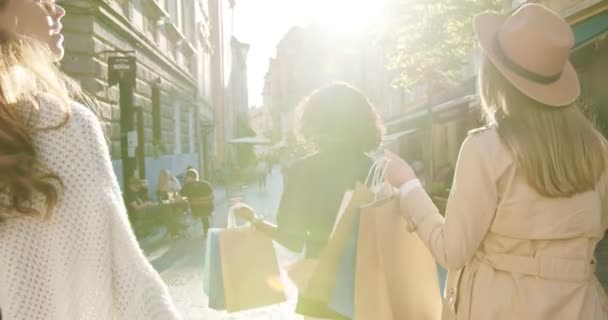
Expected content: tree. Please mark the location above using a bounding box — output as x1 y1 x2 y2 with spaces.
388 0 501 93
234 112 257 168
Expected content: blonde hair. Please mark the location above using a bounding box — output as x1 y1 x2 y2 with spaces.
157 170 171 192
0 29 85 221
479 57 607 198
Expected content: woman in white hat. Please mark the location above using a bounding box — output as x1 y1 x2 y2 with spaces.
385 4 608 320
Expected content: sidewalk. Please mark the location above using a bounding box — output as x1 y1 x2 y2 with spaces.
140 184 228 253
145 167 303 319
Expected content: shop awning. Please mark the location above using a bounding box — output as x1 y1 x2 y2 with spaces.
382 129 418 142
384 108 428 128
228 137 271 144
385 94 477 129
431 95 477 113
573 10 608 48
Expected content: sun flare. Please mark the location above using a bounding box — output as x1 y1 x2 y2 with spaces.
306 0 384 33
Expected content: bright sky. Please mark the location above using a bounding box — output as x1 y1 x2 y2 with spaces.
234 0 384 108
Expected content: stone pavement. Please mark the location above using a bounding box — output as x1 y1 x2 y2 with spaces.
145 167 305 319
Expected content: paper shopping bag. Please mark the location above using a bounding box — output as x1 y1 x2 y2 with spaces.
219 225 286 312
203 228 225 310
286 258 318 292
369 196 442 320
354 199 393 320
327 207 361 319
302 183 374 303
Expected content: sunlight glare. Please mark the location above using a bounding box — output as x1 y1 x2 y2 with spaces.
306 0 384 33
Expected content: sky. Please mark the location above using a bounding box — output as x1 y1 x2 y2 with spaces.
233 0 384 108
233 0 305 108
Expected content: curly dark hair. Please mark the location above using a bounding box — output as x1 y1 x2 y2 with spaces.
296 82 384 153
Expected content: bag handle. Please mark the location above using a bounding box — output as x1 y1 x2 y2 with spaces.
226 205 250 229
365 154 393 200
365 156 387 187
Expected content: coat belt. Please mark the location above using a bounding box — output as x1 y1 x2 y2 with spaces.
477 252 596 282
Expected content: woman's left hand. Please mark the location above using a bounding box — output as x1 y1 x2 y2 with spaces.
230 203 256 222
384 150 417 188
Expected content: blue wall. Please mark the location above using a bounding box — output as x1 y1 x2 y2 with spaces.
112 153 199 196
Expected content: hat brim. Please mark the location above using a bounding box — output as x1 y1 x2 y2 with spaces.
474 13 580 107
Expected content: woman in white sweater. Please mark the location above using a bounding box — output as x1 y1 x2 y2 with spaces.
0 1 181 319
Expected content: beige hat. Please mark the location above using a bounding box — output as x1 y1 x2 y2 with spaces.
474 4 580 107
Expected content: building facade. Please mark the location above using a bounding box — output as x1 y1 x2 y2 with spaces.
58 0 211 191
194 0 215 179
57 0 246 189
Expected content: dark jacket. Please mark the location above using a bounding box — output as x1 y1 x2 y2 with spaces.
275 150 372 318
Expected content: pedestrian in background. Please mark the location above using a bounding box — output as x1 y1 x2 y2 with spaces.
255 159 268 191
0 1 180 319
385 4 608 319
180 169 215 237
233 82 383 319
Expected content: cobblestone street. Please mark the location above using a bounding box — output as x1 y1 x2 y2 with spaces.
144 168 304 319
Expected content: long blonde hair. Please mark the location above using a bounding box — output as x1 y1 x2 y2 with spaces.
157 170 171 193
0 28 84 221
479 57 607 198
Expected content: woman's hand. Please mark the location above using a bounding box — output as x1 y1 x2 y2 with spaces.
384 150 417 188
230 203 256 222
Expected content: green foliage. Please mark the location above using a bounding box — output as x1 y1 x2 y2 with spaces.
235 113 257 168
388 0 502 91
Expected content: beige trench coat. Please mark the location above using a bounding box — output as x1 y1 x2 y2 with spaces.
401 127 608 320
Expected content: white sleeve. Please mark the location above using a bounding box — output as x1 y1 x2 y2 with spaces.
76 104 182 319
399 179 423 198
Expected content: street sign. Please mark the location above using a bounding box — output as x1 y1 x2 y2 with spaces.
108 56 136 87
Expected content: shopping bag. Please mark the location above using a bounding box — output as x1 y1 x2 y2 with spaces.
325 158 391 319
327 208 361 319
368 196 442 320
219 224 286 312
286 258 318 292
203 228 225 310
354 199 393 320
302 183 375 302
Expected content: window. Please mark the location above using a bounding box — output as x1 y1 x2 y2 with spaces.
144 15 159 43
152 85 161 143
166 0 178 24
174 102 181 154
170 40 179 60
189 108 195 153
188 55 196 76
182 0 195 42
120 0 131 19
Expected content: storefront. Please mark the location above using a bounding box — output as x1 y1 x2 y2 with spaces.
385 80 479 182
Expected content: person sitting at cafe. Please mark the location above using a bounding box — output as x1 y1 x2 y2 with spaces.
156 169 181 202
124 177 156 236
125 177 188 239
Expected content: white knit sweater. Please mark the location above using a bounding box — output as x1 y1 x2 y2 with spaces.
0 98 182 319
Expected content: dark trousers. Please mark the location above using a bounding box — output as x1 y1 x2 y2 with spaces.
191 205 213 235
200 214 211 235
